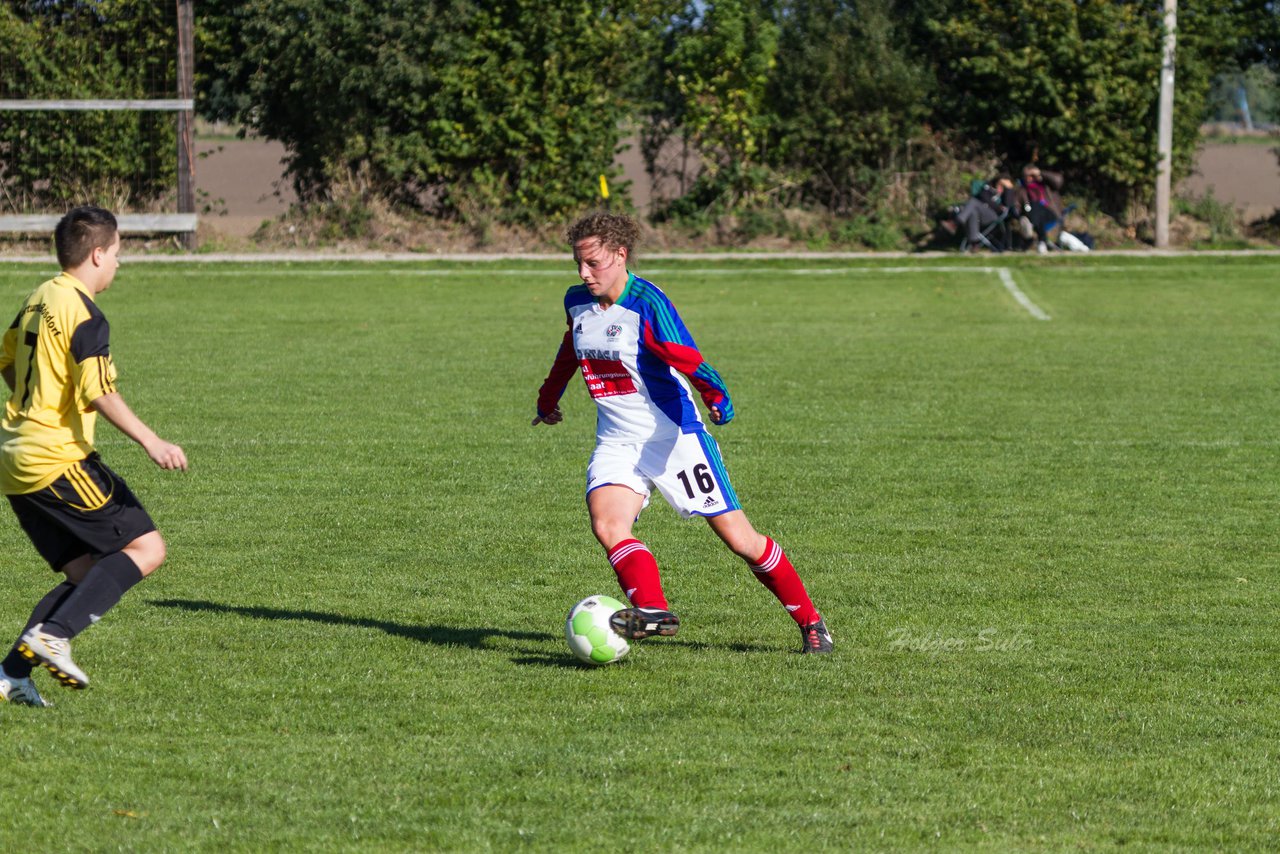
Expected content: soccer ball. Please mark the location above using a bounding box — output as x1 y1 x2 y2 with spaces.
565 595 631 665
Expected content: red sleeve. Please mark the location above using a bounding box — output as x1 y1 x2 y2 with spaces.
641 321 731 413
536 329 578 417
641 321 701 373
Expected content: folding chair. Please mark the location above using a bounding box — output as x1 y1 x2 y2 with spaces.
959 206 1010 253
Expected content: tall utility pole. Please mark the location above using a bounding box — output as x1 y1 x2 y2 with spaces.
1155 0 1177 249
177 0 196 250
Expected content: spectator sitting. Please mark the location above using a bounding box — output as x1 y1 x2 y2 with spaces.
953 176 1012 251
1015 165 1065 252
993 173 1018 248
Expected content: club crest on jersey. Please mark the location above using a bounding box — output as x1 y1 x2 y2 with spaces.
605 323 622 339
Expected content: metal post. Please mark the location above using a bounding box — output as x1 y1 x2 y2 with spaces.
1154 0 1177 249
176 0 196 250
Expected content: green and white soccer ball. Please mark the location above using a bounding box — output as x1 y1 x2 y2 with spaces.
565 595 631 665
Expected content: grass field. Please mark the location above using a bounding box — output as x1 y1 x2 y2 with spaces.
0 254 1276 851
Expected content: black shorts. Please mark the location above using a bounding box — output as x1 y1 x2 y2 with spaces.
7 453 156 571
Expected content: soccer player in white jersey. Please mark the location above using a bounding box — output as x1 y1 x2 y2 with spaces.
533 212 833 654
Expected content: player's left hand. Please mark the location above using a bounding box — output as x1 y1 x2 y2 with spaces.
703 394 733 426
532 407 563 426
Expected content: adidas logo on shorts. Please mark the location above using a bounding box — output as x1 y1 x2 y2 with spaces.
702 496 719 508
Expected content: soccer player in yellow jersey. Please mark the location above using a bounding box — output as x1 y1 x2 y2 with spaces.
0 206 187 707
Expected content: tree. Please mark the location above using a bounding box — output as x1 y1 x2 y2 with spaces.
641 0 781 215
927 0 1248 216
199 0 671 224
1206 64 1279 126
767 0 933 214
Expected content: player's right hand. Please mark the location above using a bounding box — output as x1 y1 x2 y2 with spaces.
532 407 563 426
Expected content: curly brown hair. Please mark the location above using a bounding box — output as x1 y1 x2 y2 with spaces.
565 211 640 255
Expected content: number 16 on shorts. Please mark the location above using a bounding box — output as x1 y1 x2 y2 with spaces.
587 431 742 519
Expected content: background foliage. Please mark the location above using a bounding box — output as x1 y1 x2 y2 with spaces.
0 0 176 211
197 0 1272 231
641 0 780 216
197 0 671 229
767 0 932 216
1 0 1276 237
921 0 1259 216
1208 64 1280 126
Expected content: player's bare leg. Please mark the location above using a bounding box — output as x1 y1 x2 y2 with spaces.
707 510 832 653
589 485 680 639
587 484 646 551
706 509 767 563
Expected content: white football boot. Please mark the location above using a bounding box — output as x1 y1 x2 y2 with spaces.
0 668 50 707
18 625 89 689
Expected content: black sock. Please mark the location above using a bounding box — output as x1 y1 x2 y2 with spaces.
4 581 76 679
2 648 32 680
42 553 144 640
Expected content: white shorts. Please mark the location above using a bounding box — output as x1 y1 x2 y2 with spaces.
586 430 741 519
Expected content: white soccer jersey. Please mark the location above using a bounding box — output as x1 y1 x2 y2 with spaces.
537 273 734 444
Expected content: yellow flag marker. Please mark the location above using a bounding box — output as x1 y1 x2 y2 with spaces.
599 174 610 200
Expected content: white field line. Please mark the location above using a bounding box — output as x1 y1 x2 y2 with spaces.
7 247 1280 263
0 260 1262 276
111 265 993 276
1 261 1058 319
159 435 1278 448
995 268 1051 321
29 263 1022 277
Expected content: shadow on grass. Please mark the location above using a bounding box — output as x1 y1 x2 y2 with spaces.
150 598 553 651
150 599 783 666
510 637 781 670
513 634 781 670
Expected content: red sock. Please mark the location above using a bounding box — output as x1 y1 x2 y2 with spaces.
606 539 668 609
749 538 819 626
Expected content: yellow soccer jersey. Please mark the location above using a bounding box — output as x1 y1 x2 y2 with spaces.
0 273 118 494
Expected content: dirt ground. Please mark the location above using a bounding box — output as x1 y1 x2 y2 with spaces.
194 136 1280 240
194 135 659 239
196 138 295 238
1180 142 1280 222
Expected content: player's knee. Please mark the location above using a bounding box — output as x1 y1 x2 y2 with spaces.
731 534 767 562
140 537 167 576
709 513 765 560
125 532 167 577
590 517 631 549
590 520 617 546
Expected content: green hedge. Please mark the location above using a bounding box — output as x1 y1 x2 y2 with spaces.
0 1 176 211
